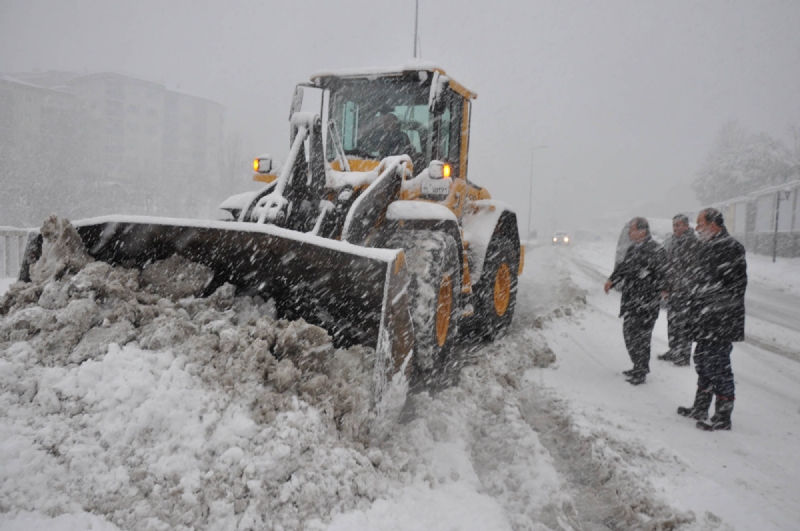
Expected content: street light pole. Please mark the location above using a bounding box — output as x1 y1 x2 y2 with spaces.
773 190 791 263
527 145 548 240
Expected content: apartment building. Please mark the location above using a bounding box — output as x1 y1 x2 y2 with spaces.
2 70 224 197
0 73 75 158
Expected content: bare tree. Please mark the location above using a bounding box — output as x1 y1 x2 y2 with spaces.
693 121 795 204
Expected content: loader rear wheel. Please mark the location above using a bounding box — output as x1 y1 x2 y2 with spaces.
386 231 461 376
476 238 518 340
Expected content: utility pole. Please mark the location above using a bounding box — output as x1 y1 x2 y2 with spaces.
773 190 791 262
413 0 419 58
527 145 548 240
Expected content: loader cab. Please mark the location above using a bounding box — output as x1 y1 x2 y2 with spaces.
313 67 475 182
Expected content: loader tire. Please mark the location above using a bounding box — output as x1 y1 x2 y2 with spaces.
475 237 518 340
386 231 461 376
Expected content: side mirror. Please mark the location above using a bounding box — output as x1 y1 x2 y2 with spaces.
290 84 324 119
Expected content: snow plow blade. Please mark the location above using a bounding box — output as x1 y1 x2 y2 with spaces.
21 215 414 384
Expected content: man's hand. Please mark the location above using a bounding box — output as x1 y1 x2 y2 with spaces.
661 290 668 301
604 279 613 294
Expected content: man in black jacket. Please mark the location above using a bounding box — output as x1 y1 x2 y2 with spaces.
604 218 668 385
677 208 747 431
658 214 699 366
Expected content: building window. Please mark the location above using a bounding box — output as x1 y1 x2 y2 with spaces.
106 79 125 100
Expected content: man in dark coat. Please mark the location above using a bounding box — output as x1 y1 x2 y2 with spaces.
604 218 668 385
658 214 699 366
677 208 747 431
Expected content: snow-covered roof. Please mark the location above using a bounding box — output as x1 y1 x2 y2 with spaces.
311 60 477 99
311 59 446 80
711 179 800 207
747 179 800 198
709 194 755 207
0 73 73 95
68 70 223 108
0 73 44 88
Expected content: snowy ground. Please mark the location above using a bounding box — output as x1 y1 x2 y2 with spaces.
2 235 800 530
539 242 800 531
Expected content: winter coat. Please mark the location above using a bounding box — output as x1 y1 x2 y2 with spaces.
663 229 699 299
608 236 668 317
690 229 747 342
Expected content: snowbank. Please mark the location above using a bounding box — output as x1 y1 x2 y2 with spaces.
0 216 577 531
0 217 391 530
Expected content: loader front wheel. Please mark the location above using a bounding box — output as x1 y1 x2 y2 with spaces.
386 231 461 376
476 238 518 340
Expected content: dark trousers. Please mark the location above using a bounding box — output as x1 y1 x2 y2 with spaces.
623 310 658 376
667 297 692 361
694 340 735 397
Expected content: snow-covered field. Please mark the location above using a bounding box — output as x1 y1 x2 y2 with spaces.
2 234 800 530
747 253 800 297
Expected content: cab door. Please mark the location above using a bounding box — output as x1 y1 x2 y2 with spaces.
433 89 468 179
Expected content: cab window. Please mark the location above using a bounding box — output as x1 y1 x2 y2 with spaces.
437 90 463 176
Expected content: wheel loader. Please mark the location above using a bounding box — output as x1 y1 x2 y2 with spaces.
20 63 523 408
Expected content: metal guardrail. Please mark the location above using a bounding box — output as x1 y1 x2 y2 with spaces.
0 226 34 279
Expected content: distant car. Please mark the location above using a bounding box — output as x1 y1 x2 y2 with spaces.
552 231 570 245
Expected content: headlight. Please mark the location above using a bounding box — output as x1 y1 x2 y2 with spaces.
254 155 273 174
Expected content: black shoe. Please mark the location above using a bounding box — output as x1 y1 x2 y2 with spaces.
626 374 646 385
677 406 708 420
622 368 636 376
697 397 733 431
672 358 690 367
696 418 732 431
657 351 675 361
678 387 713 421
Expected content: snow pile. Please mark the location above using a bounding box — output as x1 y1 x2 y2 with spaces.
0 217 393 530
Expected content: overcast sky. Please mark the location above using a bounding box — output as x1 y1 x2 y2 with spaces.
2 0 799 235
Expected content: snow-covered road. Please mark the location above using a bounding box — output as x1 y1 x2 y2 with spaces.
530 243 800 531
2 240 799 530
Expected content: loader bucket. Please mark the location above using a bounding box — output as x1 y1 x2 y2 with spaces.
22 215 414 397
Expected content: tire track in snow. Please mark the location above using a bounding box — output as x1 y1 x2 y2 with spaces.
399 246 725 530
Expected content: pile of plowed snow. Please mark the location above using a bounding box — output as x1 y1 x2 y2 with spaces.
1 216 593 531
0 217 390 530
